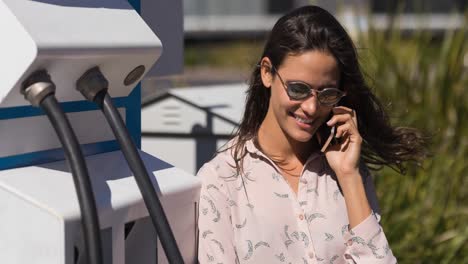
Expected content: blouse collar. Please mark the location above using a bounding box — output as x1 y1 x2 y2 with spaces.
244 138 322 165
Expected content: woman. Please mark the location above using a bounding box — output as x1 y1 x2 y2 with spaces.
197 5 425 264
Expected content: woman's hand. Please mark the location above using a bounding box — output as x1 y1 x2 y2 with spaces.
323 107 372 229
323 106 362 180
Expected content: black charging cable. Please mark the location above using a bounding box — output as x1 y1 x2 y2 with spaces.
76 67 184 264
22 70 103 264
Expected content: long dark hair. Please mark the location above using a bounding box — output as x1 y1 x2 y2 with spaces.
227 5 427 174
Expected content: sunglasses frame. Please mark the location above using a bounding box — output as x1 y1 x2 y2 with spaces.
269 64 346 106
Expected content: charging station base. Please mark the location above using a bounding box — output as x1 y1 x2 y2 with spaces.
0 150 200 264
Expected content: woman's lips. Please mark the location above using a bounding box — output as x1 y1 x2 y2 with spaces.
289 112 314 129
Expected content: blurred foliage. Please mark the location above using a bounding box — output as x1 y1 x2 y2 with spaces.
185 40 263 70
184 14 467 263
358 18 468 264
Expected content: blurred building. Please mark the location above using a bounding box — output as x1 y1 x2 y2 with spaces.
141 0 465 174
184 0 465 39
141 84 246 175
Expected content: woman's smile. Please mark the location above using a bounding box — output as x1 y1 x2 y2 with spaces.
288 111 316 131
290 111 314 124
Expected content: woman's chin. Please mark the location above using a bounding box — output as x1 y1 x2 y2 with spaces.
289 130 315 143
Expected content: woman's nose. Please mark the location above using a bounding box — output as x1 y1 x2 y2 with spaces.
300 94 319 116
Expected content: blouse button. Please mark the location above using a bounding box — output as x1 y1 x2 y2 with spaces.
298 214 304 220
344 253 352 259
308 251 314 259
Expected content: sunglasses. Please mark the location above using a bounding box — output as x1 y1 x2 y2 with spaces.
271 65 346 106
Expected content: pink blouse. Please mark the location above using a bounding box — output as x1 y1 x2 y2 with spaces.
197 139 397 264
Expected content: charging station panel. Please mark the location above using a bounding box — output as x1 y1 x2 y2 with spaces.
0 0 161 170
0 150 201 264
0 0 199 263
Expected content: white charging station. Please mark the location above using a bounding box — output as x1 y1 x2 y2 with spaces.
0 0 199 263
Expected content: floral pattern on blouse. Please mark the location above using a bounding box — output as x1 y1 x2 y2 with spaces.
197 139 397 264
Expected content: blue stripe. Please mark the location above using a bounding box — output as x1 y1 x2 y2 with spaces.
126 0 142 149
0 97 128 120
0 105 44 120
128 0 142 148
126 84 141 148
0 140 120 171
127 0 141 13
0 96 135 170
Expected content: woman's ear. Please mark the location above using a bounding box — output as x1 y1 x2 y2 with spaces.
260 57 273 89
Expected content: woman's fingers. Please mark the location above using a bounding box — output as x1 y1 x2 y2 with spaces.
327 107 358 130
325 107 360 150
332 106 354 115
351 110 358 129
327 113 356 128
327 114 349 126
335 122 351 138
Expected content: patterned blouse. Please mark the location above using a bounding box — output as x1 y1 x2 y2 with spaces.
197 139 397 264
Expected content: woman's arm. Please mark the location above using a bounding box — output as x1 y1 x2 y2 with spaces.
324 107 397 263
339 168 397 263
339 170 371 229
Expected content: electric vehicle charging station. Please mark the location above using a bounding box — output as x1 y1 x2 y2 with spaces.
0 0 200 263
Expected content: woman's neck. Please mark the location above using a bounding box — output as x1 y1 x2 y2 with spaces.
257 116 316 165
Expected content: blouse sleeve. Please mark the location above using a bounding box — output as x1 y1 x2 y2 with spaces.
197 164 238 264
342 168 398 264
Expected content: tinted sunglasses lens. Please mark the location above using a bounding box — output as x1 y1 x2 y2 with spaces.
318 89 344 105
287 83 310 100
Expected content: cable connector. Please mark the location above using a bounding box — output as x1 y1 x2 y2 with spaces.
76 66 109 102
21 70 56 106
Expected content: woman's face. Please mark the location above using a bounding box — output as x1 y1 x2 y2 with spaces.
261 50 340 143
